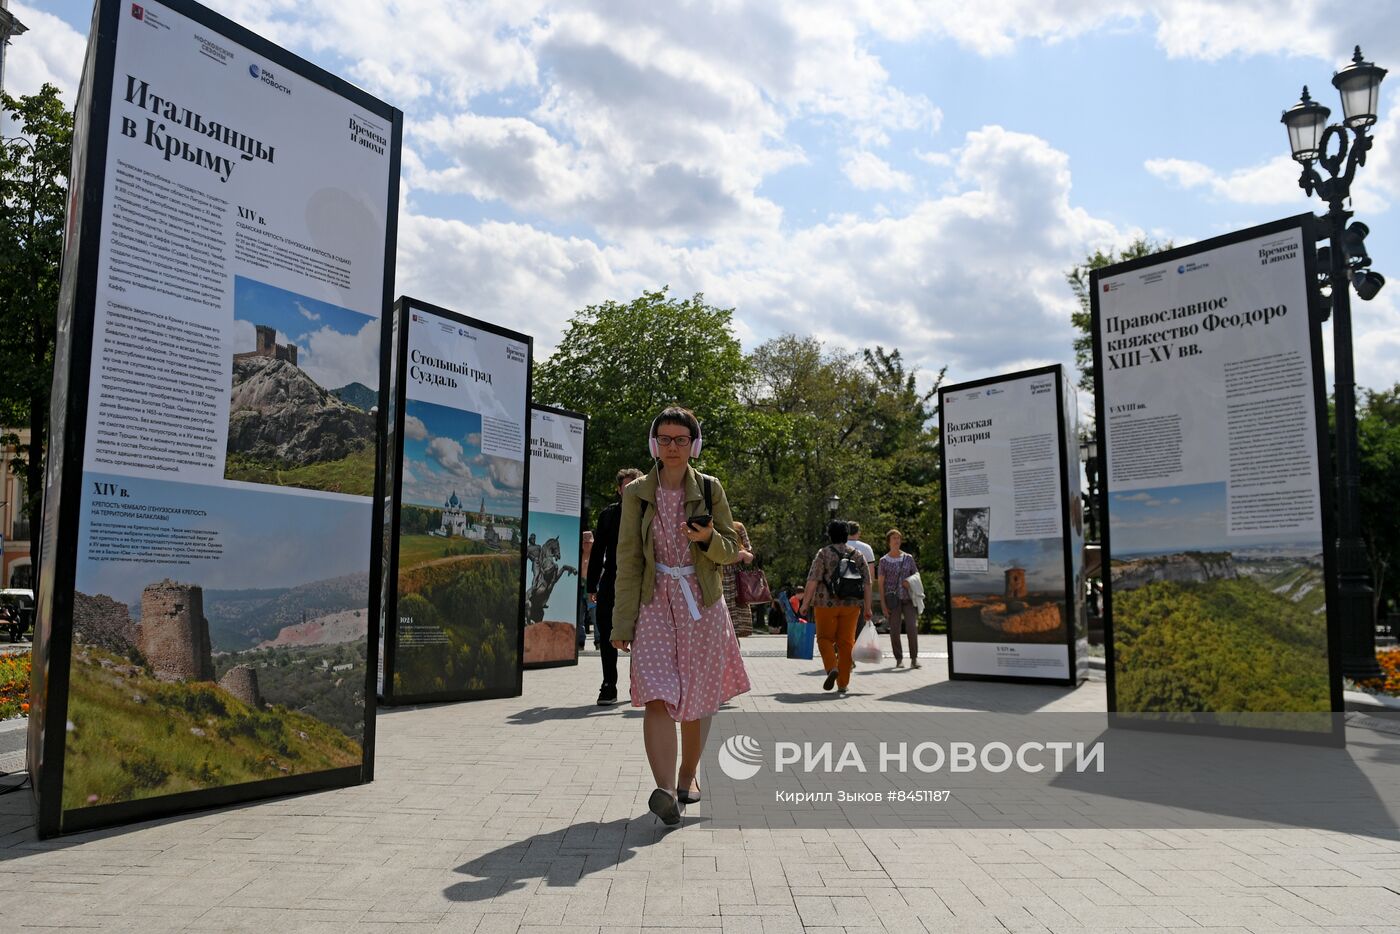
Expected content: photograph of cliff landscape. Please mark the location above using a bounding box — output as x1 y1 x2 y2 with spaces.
224 275 379 496
392 399 523 698
62 477 372 812
949 537 1067 644
1108 481 1329 715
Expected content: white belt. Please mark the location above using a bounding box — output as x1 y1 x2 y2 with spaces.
655 562 701 620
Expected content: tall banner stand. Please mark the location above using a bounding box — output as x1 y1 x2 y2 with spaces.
1090 214 1343 746
378 297 533 705
29 0 401 837
939 364 1086 686
523 404 588 670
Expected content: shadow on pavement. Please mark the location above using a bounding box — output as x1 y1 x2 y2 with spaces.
880 678 1083 712
506 705 642 725
764 692 848 704
444 815 700 901
1049 717 1400 837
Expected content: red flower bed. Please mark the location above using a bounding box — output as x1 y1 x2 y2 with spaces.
1358 649 1400 697
0 653 31 719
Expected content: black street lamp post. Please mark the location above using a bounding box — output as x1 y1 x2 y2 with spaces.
825 493 841 522
1281 46 1388 682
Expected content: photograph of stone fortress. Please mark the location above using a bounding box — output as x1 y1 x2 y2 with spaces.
134 579 261 706
233 324 298 367
1005 567 1027 600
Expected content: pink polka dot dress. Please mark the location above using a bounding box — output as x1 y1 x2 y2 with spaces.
629 486 751 721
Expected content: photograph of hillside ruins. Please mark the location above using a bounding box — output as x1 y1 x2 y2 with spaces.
62 480 373 813
224 275 380 495
949 536 1068 645
392 398 524 697
1108 481 1330 714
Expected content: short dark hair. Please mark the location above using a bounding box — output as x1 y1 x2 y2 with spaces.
847 521 861 536
652 406 700 440
827 519 849 544
615 467 643 488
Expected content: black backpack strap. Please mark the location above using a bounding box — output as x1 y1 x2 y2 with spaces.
703 475 713 514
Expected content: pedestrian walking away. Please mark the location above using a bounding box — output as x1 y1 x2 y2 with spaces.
612 406 750 826
577 530 595 649
798 519 873 695
587 467 644 705
844 520 877 653
878 528 921 668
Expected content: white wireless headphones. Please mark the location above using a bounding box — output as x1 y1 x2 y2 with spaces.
648 411 703 459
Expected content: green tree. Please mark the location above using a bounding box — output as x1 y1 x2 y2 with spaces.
1359 383 1400 623
532 288 749 509
1066 237 1173 399
722 337 945 623
1 84 73 542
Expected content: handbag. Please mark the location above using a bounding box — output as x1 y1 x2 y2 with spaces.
736 568 772 606
852 621 883 663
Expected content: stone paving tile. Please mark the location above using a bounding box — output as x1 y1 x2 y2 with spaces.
2 652 1398 932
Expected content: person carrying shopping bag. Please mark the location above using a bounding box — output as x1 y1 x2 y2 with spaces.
797 520 872 695
877 529 922 668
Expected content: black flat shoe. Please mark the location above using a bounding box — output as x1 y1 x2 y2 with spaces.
677 782 702 805
823 669 839 691
648 788 680 826
597 687 618 706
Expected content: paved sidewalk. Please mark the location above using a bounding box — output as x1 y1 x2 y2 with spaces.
2 645 1399 933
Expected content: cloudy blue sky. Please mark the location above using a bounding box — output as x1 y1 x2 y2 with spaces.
10 1 1400 392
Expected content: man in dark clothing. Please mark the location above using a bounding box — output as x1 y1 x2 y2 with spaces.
586 467 644 705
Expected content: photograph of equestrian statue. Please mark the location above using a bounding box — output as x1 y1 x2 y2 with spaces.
522 513 581 665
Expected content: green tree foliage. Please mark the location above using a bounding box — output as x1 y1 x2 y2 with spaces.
394 557 518 695
532 288 749 506
536 289 947 625
1065 237 1173 399
1359 383 1400 621
1 85 72 539
1113 577 1330 713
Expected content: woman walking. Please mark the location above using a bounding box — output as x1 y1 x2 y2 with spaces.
877 529 921 668
798 520 873 695
721 520 756 637
612 406 750 826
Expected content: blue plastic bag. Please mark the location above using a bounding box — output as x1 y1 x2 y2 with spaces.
780 590 815 660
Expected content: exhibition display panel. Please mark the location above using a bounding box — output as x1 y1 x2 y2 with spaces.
938 364 1086 686
29 0 402 836
522 404 588 670
378 298 533 705
1090 214 1342 743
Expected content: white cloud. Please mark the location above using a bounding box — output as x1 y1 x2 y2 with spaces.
297 318 380 393
398 124 1122 382
296 302 322 322
403 414 428 441
842 150 914 192
426 435 469 477
489 457 524 490
4 4 85 100
1144 155 1313 206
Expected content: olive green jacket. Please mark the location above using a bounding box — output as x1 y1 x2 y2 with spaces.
611 464 741 641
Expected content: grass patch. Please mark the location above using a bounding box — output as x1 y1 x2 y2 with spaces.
396 533 498 571
225 444 374 496
62 645 361 812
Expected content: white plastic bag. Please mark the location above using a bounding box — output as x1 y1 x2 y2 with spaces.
852 621 883 663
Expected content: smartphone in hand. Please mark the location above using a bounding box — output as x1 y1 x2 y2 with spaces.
685 513 712 530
